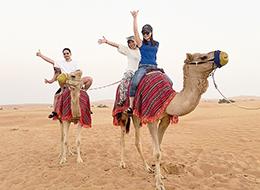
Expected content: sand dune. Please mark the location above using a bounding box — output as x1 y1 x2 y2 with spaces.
0 100 260 190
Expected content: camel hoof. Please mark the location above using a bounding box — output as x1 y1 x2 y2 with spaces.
160 174 166 180
155 185 166 190
77 157 83 163
119 161 126 169
155 175 165 190
68 150 74 156
145 165 154 173
59 157 67 164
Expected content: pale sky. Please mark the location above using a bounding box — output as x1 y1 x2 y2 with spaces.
1 0 259 105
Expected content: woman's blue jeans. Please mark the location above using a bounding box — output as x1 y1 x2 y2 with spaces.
129 64 157 97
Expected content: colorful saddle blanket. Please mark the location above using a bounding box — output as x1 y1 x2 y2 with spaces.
133 71 178 124
54 88 92 128
112 84 130 126
112 71 178 125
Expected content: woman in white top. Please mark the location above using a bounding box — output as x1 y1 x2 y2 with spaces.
36 48 93 118
98 36 141 105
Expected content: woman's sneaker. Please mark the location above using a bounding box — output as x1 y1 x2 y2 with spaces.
126 107 133 116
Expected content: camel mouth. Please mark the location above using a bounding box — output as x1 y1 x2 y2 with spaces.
214 50 229 68
57 73 68 86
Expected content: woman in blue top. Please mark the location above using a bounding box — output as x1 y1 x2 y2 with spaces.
128 10 159 114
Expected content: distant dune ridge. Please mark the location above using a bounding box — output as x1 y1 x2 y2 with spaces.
0 99 260 189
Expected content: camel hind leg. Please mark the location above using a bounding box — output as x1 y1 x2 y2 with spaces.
119 125 126 168
133 116 153 173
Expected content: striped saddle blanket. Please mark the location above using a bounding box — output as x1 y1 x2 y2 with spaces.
112 71 178 125
54 88 92 128
133 71 178 124
112 84 130 126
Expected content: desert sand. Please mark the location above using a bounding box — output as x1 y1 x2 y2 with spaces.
0 99 260 190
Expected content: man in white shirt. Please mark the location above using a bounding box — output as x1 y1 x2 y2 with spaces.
36 48 93 118
54 59 80 74
98 36 140 106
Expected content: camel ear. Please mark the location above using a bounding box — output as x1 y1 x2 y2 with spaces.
185 53 193 63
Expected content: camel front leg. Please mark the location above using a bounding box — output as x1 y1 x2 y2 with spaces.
148 121 165 190
119 125 126 168
76 124 83 163
133 116 153 173
65 122 74 156
158 116 170 148
60 121 70 164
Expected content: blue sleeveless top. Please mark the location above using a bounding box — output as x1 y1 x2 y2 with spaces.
139 41 159 66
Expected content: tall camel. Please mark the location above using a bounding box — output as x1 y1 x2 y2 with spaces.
113 50 229 190
55 70 92 164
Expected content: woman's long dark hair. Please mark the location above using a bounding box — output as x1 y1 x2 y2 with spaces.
143 34 158 46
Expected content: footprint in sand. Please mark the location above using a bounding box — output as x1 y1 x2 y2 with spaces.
162 163 185 175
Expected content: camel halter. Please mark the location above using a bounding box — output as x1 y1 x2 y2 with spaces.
188 50 228 68
211 69 260 110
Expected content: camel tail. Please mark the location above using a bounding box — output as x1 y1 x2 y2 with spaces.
126 117 131 134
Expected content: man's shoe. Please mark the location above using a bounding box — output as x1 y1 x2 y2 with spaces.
48 111 57 118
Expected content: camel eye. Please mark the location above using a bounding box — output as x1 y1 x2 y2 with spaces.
201 55 207 60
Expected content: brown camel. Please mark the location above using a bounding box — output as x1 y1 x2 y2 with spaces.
56 70 92 164
115 50 229 190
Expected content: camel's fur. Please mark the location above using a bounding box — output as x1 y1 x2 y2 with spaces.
118 51 228 190
58 70 84 164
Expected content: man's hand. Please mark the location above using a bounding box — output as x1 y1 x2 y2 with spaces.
98 36 108 44
36 49 42 57
44 79 50 84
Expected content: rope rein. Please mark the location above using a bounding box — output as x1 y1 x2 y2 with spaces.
211 70 260 110
88 80 121 90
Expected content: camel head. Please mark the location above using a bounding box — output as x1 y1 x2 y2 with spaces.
185 50 228 68
57 70 83 122
182 50 228 95
67 70 83 90
57 70 83 90
184 50 228 77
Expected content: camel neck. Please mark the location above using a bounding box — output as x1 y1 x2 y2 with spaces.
166 66 210 116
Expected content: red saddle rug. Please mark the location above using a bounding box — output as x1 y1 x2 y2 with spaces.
112 84 130 126
112 71 178 126
54 88 92 128
133 71 178 124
